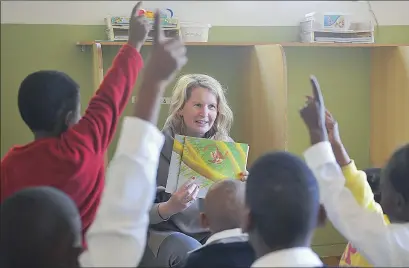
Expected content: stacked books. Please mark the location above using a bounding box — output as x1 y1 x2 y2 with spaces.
300 12 375 44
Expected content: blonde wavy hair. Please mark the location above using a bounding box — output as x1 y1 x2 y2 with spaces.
163 74 233 141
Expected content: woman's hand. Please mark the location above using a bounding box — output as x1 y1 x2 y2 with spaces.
159 181 199 219
239 170 249 182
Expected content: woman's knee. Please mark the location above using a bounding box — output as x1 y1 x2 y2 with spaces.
157 232 201 267
162 232 201 253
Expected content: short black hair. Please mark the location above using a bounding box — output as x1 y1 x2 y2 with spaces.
18 70 80 132
383 144 409 202
246 151 320 249
364 168 382 203
0 186 81 268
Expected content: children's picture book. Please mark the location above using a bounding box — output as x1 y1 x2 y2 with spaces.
166 135 249 198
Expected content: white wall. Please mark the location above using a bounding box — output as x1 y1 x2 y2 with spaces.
1 1 409 26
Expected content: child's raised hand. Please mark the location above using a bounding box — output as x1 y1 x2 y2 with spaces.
143 10 187 85
299 76 328 144
325 109 342 145
128 2 150 51
306 96 341 145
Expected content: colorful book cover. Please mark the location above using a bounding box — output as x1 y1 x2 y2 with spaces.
166 135 249 198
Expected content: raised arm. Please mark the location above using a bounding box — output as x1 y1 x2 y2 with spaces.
300 76 407 267
303 142 402 266
78 8 188 267
62 3 150 154
325 109 383 214
78 116 164 267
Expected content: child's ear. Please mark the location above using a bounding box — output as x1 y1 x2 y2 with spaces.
316 205 327 228
240 206 253 233
395 192 407 217
200 212 209 229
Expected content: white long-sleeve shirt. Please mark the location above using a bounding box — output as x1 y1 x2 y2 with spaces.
78 116 165 267
304 141 409 267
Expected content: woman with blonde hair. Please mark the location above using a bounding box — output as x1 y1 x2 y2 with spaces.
139 74 247 267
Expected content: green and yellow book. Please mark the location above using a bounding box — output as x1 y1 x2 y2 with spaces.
166 135 249 198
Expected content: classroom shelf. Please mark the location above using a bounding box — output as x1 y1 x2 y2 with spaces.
76 40 409 168
77 40 408 48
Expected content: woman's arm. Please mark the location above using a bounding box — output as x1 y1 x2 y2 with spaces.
149 190 173 224
148 150 175 224
149 138 200 224
150 200 176 223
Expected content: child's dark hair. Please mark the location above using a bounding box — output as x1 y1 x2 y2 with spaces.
0 186 80 268
382 144 409 202
364 168 382 203
245 151 320 249
18 70 80 132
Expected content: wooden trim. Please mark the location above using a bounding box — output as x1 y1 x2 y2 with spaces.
243 44 288 165
370 46 409 167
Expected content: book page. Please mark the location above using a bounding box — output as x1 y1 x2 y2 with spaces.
176 136 249 198
165 135 186 194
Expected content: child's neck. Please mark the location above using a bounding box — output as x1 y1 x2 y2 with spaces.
252 234 310 259
34 131 58 140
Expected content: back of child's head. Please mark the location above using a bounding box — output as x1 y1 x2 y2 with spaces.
202 179 245 233
364 168 382 203
380 143 409 222
0 186 82 268
18 70 80 134
243 151 320 250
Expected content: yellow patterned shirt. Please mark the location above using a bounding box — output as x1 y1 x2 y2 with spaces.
338 161 390 267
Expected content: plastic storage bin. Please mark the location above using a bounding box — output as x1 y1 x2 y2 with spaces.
180 22 211 42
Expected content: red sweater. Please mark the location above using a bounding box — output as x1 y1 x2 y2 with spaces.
1 44 143 239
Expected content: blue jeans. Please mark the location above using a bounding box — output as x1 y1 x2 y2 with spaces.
139 232 201 268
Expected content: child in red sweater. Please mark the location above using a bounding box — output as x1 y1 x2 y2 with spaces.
1 2 149 240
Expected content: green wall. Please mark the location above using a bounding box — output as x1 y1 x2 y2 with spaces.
1 24 409 256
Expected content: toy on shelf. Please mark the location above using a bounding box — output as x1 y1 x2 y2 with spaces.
300 12 375 44
105 9 180 42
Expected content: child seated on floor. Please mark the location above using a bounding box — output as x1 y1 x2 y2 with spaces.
323 109 388 267
0 2 149 244
182 179 255 268
0 7 188 268
243 150 327 267
301 76 409 267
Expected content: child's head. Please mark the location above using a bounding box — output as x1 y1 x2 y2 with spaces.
242 151 324 255
200 179 245 234
18 71 81 136
0 186 82 268
364 168 382 203
380 144 409 223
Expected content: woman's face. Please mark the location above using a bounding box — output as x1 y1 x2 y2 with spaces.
179 87 218 138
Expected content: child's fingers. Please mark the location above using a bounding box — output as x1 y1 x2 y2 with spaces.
152 9 163 45
310 75 324 106
131 2 143 18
